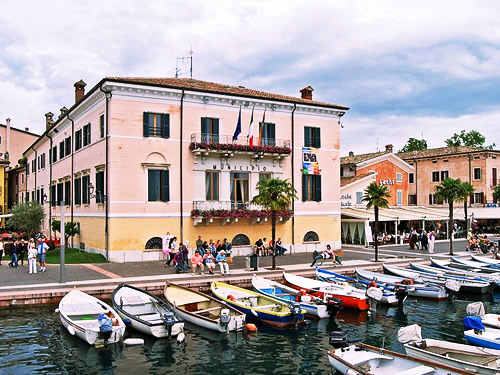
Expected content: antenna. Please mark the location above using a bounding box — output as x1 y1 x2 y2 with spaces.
376 138 379 152
175 47 194 79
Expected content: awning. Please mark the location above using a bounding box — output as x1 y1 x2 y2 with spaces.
341 206 450 222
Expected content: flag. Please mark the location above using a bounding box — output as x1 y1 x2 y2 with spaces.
232 106 242 141
258 108 266 145
248 106 255 146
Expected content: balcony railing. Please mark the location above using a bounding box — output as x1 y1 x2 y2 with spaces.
193 200 262 211
191 200 293 220
190 133 291 155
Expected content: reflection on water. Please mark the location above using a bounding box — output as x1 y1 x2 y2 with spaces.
1 294 500 375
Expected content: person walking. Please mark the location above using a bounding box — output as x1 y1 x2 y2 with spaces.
37 238 49 272
18 239 27 267
428 231 436 254
0 238 3 266
165 236 177 267
27 239 37 274
8 240 19 268
420 231 429 252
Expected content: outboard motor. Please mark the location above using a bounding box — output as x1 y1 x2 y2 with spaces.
444 280 461 299
395 286 408 306
329 331 349 348
289 302 303 326
163 311 176 339
219 308 231 333
366 287 383 312
325 297 343 318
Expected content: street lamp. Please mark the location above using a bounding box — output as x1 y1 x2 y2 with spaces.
88 182 106 202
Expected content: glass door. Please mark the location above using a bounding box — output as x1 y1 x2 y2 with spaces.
230 172 249 209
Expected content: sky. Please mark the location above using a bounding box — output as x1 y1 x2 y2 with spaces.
1 0 499 155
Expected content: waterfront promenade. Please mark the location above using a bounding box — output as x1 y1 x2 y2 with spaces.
0 239 477 306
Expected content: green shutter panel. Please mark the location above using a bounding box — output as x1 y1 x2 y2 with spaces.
213 119 219 136
315 175 322 202
304 127 310 147
148 170 156 201
162 114 170 139
201 118 208 136
143 112 149 137
302 174 307 201
162 170 170 202
269 123 276 145
315 128 321 148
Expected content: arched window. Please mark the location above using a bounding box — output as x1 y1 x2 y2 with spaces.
145 237 163 250
232 234 250 246
303 231 319 242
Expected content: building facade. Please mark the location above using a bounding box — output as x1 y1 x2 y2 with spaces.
24 78 348 261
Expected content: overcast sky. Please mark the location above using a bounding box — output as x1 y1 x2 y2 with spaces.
1 1 499 155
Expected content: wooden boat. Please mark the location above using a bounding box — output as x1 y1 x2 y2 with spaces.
316 268 399 305
383 263 490 294
251 275 342 319
283 272 370 310
211 281 305 328
111 284 184 338
355 268 449 300
400 324 500 375
57 289 126 345
471 254 500 266
328 343 471 375
164 283 245 333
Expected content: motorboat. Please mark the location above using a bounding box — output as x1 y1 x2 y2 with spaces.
467 301 500 330
164 283 245 333
471 254 500 266
57 289 126 346
111 283 184 339
463 316 500 350
428 258 500 289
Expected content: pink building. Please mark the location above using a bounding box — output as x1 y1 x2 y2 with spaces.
24 78 348 261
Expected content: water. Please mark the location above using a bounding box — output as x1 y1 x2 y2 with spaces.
1 293 500 375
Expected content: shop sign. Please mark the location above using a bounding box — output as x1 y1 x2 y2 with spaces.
379 179 394 186
341 193 352 207
302 147 319 175
212 164 267 172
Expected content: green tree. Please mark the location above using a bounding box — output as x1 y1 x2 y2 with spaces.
52 220 80 247
251 178 297 270
6 202 46 237
445 130 495 149
459 181 475 231
434 178 465 255
493 185 500 204
399 138 428 153
362 182 390 262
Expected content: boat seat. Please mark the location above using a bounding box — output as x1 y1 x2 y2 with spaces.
196 306 222 314
397 365 435 375
139 313 162 321
121 296 151 306
66 310 109 316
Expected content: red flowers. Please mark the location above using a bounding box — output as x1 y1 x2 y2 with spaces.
189 142 291 155
191 208 293 219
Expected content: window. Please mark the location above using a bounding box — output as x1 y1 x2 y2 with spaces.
31 191 35 202
56 183 63 205
41 153 45 169
143 113 170 138
148 170 170 202
52 146 57 163
26 191 29 202
408 194 417 205
145 237 163 250
493 168 498 186
432 171 439 182
26 162 29 176
259 172 272 181
441 170 449 180
396 173 402 183
96 171 105 203
64 181 71 205
259 122 276 146
397 190 403 205
201 117 219 143
302 174 321 202
232 234 251 246
37 189 40 204
83 123 91 146
230 172 249 207
32 159 35 173
408 173 414 184
304 126 321 148
37 156 40 170
429 194 436 205
205 171 219 201
75 129 82 151
74 178 81 205
473 167 482 180
100 114 105 139
40 187 44 204
51 185 56 207
356 191 363 204
473 192 484 204
59 141 64 159
82 175 90 204
65 137 71 156
303 231 319 242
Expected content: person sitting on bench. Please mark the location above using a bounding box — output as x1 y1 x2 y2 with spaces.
254 239 264 256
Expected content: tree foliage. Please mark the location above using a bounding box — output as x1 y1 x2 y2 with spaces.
399 138 428 153
362 182 390 262
52 220 80 246
445 130 495 149
251 178 297 269
493 185 500 204
459 181 475 231
6 202 46 237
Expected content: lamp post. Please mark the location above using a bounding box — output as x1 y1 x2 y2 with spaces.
60 201 65 284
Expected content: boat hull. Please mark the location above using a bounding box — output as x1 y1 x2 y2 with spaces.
465 328 500 350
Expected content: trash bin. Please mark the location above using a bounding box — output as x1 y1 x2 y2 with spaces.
246 255 259 271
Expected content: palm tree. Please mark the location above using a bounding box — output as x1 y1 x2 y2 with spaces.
434 177 464 255
362 182 390 262
494 185 500 204
251 178 297 270
459 182 475 232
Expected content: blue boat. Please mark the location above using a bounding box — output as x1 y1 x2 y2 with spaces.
463 316 500 350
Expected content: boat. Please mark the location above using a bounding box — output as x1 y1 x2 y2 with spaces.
399 324 500 375
315 268 400 305
111 283 184 338
451 256 500 271
471 254 500 266
164 283 245 333
383 263 490 294
328 342 471 375
211 281 305 328
467 301 500 330
283 272 371 310
251 275 342 319
57 289 126 345
429 258 500 288
355 267 449 300
463 316 500 350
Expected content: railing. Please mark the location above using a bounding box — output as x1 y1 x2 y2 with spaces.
193 200 263 211
190 133 291 154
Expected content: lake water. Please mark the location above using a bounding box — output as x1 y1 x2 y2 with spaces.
1 293 500 375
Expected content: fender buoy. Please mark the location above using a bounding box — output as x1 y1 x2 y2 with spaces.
299 289 307 296
124 338 144 346
245 323 257 332
227 294 235 301
402 279 413 285
368 281 378 288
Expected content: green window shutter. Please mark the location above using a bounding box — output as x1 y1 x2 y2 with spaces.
302 174 307 201
143 112 149 137
162 114 170 139
213 119 219 136
314 127 321 148
148 170 156 201
268 123 275 145
214 172 219 200
304 127 311 147
201 117 209 136
162 170 170 202
315 175 322 202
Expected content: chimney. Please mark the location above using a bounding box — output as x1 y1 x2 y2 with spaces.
45 112 54 130
348 151 354 157
74 79 87 103
300 85 314 100
59 106 68 119
385 144 393 153
6 118 11 160
25 127 29 132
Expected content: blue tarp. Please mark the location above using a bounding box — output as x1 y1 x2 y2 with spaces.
463 316 485 331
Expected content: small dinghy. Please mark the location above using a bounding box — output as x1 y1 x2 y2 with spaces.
164 283 245 333
467 301 500 329
463 316 500 350
57 289 126 346
400 324 500 375
211 281 305 328
328 343 471 375
471 254 500 266
112 284 184 339
251 275 342 319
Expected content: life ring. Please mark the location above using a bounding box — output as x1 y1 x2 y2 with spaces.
299 289 307 296
227 294 235 301
402 279 413 285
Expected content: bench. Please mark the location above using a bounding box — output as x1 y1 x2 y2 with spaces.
397 365 435 375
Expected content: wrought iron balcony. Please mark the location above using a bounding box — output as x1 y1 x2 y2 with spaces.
193 200 262 211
